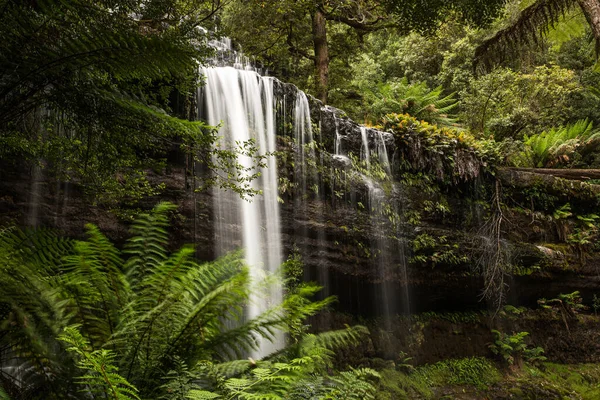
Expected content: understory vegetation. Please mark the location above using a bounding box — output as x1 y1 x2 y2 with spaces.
0 204 378 399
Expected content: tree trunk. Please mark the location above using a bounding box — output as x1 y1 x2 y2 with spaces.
576 0 600 49
312 7 329 104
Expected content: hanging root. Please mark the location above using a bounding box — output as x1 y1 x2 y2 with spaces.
475 179 512 313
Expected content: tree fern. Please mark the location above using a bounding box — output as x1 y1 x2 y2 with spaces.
368 78 458 126
518 119 599 166
0 228 76 398
60 224 127 348
123 202 174 291
1 203 372 399
475 0 579 70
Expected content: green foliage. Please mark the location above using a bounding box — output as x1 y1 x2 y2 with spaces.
517 362 600 399
410 233 470 268
0 203 368 399
382 0 507 34
553 203 573 220
538 291 588 333
381 361 600 399
501 305 527 317
539 291 587 314
363 78 458 126
59 327 140 400
376 357 501 399
282 247 304 292
489 330 546 366
0 0 263 203
186 326 377 399
461 65 583 139
382 113 500 182
516 119 600 167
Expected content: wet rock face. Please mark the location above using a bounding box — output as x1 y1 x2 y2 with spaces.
272 80 393 162
310 310 600 365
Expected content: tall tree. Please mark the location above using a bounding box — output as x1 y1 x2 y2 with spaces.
225 0 508 104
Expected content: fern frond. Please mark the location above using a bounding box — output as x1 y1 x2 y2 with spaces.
60 224 127 347
186 390 222 399
59 326 140 400
300 325 369 355
475 0 577 71
205 283 334 361
321 368 380 400
523 119 595 166
123 202 176 291
368 78 458 126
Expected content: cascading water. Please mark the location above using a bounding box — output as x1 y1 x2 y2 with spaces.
359 128 409 324
360 127 370 168
208 36 265 74
201 66 283 357
202 35 409 352
294 91 314 187
376 131 392 176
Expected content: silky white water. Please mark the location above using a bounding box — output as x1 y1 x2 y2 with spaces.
294 91 314 185
376 131 392 176
201 67 283 358
360 127 370 168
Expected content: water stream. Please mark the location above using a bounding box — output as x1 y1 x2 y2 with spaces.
201 67 283 357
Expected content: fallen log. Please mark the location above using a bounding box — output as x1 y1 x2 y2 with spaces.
505 168 600 181
497 168 600 204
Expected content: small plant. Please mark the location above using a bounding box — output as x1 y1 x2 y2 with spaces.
489 330 546 368
538 291 588 335
501 305 527 317
282 245 304 292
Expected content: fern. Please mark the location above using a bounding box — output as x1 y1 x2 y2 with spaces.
518 119 599 167
59 326 140 400
60 224 127 348
321 368 380 400
1 203 371 399
368 78 458 126
0 228 76 398
186 390 223 399
475 0 579 71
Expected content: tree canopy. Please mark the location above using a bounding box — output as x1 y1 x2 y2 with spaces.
0 0 251 203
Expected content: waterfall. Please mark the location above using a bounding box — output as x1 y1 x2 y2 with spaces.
360 127 370 168
201 67 283 358
334 117 342 156
376 131 392 176
359 128 410 322
294 91 314 186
